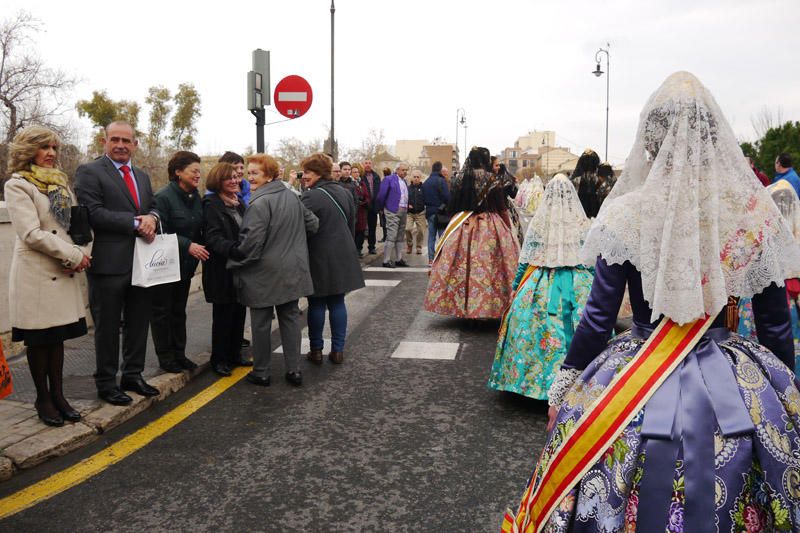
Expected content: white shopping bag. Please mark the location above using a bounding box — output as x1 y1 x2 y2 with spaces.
131 232 181 287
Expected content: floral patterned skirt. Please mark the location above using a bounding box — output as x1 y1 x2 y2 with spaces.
739 296 800 376
488 267 594 399
516 330 800 533
424 212 519 319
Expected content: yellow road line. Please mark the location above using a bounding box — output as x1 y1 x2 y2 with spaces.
0 365 250 520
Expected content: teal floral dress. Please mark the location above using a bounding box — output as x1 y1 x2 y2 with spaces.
738 296 800 377
488 264 594 399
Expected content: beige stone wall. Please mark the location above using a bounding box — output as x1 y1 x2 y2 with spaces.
421 145 458 173
0 203 13 336
516 131 555 151
539 147 579 176
1 203 22 353
394 140 428 167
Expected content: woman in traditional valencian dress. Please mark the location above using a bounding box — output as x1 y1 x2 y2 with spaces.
570 150 602 219
738 178 800 373
595 162 616 210
502 72 800 533
514 174 545 236
424 147 519 319
488 174 593 399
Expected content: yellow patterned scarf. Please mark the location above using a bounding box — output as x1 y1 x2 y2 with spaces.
17 164 72 229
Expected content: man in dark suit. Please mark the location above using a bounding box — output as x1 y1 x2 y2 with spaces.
74 121 161 405
362 159 381 254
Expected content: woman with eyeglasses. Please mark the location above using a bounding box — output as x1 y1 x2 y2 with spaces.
202 162 249 376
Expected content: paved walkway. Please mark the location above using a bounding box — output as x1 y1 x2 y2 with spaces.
0 290 214 477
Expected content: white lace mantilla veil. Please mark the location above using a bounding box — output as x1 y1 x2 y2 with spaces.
768 180 800 242
768 180 800 279
526 175 545 213
518 173 590 267
581 71 800 325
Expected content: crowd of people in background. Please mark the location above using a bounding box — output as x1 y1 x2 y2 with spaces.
3 118 500 425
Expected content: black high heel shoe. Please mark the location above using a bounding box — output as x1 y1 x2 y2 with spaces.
54 401 81 422
35 401 64 427
52 394 81 422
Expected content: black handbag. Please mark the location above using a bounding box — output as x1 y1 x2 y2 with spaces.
68 205 93 246
436 203 451 228
435 177 451 228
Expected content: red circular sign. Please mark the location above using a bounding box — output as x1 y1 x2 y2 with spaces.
273 75 313 119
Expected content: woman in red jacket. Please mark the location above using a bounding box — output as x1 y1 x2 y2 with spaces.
353 163 370 257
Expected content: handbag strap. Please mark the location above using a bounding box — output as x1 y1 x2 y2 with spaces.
318 187 348 224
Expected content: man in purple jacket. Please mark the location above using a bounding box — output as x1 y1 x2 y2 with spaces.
375 162 409 268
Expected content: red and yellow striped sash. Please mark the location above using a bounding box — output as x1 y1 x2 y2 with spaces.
503 315 714 533
432 211 473 264
499 265 537 336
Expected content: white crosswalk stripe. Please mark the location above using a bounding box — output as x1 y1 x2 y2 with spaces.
364 267 430 273
364 279 402 286
391 341 460 360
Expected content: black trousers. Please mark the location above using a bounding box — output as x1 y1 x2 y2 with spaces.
150 277 193 366
355 230 366 252
211 302 247 367
87 272 151 392
367 211 378 251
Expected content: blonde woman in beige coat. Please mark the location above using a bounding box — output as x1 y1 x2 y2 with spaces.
4 126 92 427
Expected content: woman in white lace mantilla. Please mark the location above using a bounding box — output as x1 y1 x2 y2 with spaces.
504 72 800 533
488 174 594 400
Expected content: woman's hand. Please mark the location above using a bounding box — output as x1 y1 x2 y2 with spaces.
188 242 210 261
77 254 92 271
546 406 559 432
66 254 92 273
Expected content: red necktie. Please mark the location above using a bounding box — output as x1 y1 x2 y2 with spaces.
120 165 139 209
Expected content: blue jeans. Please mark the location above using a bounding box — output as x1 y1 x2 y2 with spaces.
307 294 347 352
427 213 444 261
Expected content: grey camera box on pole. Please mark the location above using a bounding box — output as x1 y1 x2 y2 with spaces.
252 49 270 106
249 49 270 153
247 72 263 110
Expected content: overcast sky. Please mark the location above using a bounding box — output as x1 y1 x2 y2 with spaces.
7 0 800 165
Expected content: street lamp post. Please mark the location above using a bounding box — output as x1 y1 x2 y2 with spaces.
592 43 610 162
455 108 466 165
542 137 550 177
461 113 468 159
328 0 337 159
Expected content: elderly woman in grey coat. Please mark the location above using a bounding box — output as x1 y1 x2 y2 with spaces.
300 153 365 365
228 154 318 387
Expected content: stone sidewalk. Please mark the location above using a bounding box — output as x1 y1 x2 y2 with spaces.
0 293 214 481
0 239 390 482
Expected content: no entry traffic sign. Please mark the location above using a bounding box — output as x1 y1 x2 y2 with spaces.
273 75 313 119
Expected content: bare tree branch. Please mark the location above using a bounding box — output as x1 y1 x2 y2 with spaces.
0 11 78 142
751 106 784 140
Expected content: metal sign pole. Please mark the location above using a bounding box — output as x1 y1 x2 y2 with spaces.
329 1 336 159
252 108 265 153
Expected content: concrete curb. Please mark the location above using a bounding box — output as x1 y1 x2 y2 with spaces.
0 356 210 481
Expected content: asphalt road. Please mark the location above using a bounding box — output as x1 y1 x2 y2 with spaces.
0 258 549 532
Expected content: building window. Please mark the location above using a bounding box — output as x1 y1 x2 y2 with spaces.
522 160 528 167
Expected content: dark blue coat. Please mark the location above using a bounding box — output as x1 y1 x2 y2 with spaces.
422 172 450 217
